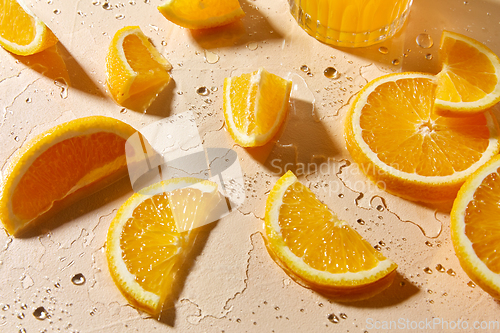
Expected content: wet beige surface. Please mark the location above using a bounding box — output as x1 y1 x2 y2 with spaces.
1 0 500 332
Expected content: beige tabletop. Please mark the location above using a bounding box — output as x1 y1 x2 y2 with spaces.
1 0 500 332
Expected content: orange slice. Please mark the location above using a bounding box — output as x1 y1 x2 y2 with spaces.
344 72 500 203
223 68 292 147
158 0 245 30
106 178 220 315
106 26 172 111
451 154 500 299
435 31 500 117
264 171 397 301
0 116 136 236
0 0 58 56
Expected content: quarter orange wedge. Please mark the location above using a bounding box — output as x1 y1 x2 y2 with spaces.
0 0 58 56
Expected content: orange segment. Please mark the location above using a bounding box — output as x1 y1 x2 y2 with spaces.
264 171 397 300
0 116 136 236
435 31 500 116
223 68 292 147
106 179 220 315
451 155 500 299
106 26 172 111
344 72 500 202
158 0 245 30
0 0 58 55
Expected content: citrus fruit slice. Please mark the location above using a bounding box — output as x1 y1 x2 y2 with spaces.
223 68 292 147
106 26 172 111
451 154 500 299
158 0 245 30
0 116 136 236
434 31 500 117
264 171 397 300
344 72 500 203
106 178 220 315
0 0 58 56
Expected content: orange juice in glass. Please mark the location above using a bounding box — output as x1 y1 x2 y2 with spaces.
289 0 413 47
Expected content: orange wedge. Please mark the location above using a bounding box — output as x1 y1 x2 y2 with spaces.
344 72 500 203
158 0 245 30
0 0 58 56
435 31 500 117
106 26 172 111
0 116 136 236
106 178 220 315
264 171 397 300
223 68 292 147
451 155 500 299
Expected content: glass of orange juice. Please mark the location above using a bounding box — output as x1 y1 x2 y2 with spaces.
289 0 413 47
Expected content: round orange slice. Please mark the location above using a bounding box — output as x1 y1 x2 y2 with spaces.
0 0 58 56
451 154 500 299
344 72 500 203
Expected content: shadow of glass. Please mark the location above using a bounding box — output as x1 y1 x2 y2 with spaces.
158 220 219 327
255 98 340 176
17 175 132 238
189 0 284 49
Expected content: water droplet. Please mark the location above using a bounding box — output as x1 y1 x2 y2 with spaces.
115 14 125 20
429 299 434 304
357 218 365 225
300 65 309 72
339 313 347 319
120 108 127 114
400 281 406 287
25 97 31 103
19 329 26 333
425 54 433 60
323 67 340 79
328 313 340 323
392 59 400 66
424 267 433 274
54 282 61 288
161 40 167 46
247 42 258 50
14 136 19 142
71 273 85 285
376 205 384 212
374 244 382 251
20 304 27 310
467 281 476 288
338 194 344 198
102 2 112 10
274 306 279 310
442 292 448 296
2 304 9 311
92 0 101 5
17 312 25 319
427 289 433 294
236 318 241 323
425 240 433 247
378 46 389 54
53 9 60 14
204 50 219 64
435 264 445 272
378 241 385 246
54 78 68 99
196 86 209 96
33 306 49 320
129 0 136 4
447 269 456 276
416 33 433 48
